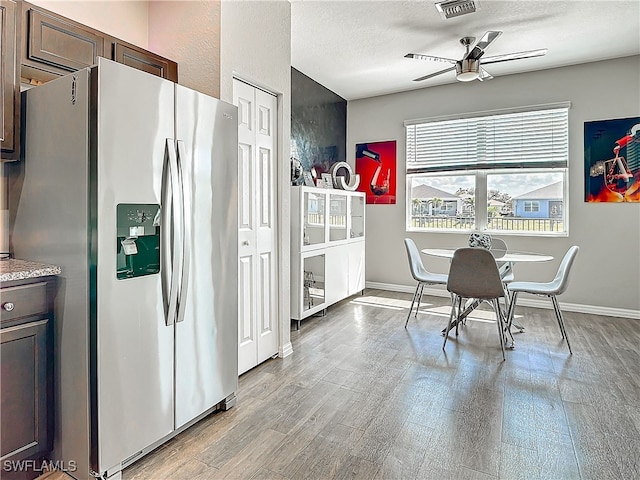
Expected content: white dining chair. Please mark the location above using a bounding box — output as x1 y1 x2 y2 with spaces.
490 237 514 284
404 238 448 327
444 247 508 360
489 237 517 330
506 245 579 353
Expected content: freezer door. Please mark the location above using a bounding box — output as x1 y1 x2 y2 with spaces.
174 85 239 428
93 59 175 472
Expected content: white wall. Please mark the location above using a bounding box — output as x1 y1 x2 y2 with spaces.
148 0 220 97
29 0 149 47
348 56 640 314
220 0 292 355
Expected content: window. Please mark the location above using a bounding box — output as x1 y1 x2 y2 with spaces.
406 103 569 235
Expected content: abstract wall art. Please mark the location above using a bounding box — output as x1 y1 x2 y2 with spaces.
584 117 640 202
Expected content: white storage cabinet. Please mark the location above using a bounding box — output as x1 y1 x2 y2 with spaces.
290 186 365 328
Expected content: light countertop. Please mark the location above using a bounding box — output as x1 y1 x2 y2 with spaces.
0 258 61 283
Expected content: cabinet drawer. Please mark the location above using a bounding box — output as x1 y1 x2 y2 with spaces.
25 7 104 73
0 282 47 323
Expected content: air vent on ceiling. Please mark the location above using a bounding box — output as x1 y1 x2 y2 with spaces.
434 0 479 19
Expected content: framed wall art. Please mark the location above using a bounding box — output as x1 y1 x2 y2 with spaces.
584 117 640 202
355 140 397 204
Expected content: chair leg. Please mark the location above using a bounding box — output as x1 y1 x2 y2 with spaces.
506 291 518 331
492 299 506 361
405 283 421 327
415 283 425 317
551 295 572 354
549 295 566 339
455 296 463 335
443 294 458 350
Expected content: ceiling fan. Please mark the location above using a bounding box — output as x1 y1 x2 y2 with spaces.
405 31 547 83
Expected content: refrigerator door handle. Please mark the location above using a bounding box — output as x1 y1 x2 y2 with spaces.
176 140 191 323
161 138 181 326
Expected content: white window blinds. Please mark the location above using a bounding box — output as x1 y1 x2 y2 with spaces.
405 105 569 173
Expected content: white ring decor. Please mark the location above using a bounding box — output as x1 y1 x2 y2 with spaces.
330 162 360 191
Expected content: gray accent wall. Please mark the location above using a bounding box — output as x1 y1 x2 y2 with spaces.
347 56 640 313
291 67 347 182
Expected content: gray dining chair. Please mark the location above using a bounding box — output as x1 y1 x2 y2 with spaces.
506 245 579 354
404 238 448 327
444 247 508 360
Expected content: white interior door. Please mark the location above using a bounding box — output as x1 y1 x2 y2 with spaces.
234 79 279 375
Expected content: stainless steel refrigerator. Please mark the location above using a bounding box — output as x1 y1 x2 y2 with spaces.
13 58 238 480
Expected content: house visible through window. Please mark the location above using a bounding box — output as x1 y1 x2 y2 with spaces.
405 103 570 235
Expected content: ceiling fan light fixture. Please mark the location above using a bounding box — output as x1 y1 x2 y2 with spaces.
456 59 480 81
435 0 479 20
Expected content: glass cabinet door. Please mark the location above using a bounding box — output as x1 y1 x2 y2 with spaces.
328 193 347 242
304 190 326 246
303 254 325 312
350 194 365 238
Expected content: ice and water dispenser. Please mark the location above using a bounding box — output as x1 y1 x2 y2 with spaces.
116 204 160 279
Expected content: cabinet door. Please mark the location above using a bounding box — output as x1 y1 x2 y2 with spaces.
302 188 327 248
328 192 348 242
1 0 20 160
23 6 104 74
0 319 49 462
114 42 178 82
349 193 365 239
325 247 349 305
347 241 366 295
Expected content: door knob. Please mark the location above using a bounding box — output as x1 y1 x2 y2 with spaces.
242 241 249 246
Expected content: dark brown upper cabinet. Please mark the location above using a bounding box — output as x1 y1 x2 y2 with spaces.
113 41 178 83
20 2 177 83
6 2 178 162
1 0 20 160
22 6 104 75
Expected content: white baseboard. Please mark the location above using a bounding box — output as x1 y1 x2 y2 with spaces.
279 341 294 358
365 281 640 320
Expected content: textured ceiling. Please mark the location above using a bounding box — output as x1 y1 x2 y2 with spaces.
291 0 640 100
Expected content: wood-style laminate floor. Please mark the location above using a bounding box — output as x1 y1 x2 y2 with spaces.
41 289 639 479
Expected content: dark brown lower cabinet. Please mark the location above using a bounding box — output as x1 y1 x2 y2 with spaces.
1 279 53 480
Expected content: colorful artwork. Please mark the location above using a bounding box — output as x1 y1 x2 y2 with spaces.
584 117 640 202
355 141 397 204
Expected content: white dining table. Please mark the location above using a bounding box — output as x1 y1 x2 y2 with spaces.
421 247 554 347
422 248 554 263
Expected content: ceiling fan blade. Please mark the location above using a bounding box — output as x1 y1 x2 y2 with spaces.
478 67 493 81
405 53 457 64
412 66 457 82
482 48 547 65
465 31 502 60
